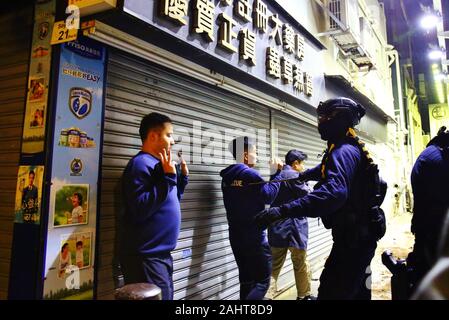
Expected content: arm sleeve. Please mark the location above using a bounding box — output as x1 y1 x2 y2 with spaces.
251 171 281 205
123 163 177 223
282 146 361 218
300 164 322 182
177 174 189 200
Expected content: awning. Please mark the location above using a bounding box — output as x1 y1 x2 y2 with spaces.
325 75 396 123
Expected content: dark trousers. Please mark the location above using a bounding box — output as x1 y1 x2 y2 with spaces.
232 243 272 300
318 240 377 300
120 253 174 300
407 233 440 293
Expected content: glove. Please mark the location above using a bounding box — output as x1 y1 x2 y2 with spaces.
254 207 285 229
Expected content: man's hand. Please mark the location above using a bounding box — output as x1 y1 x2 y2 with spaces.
178 151 189 176
269 158 283 175
254 207 284 229
159 148 176 175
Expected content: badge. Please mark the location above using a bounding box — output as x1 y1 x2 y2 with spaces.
70 158 83 176
69 88 92 119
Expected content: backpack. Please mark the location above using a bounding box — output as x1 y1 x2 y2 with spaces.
320 134 387 242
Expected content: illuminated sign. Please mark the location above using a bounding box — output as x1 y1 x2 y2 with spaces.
123 0 325 103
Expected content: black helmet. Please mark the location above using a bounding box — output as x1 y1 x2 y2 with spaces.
317 97 366 127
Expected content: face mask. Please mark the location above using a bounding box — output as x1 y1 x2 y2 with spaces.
318 118 348 142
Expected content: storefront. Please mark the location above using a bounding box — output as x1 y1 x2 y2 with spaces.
5 0 391 300
90 0 331 299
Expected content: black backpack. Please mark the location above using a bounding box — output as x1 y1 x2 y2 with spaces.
320 137 387 242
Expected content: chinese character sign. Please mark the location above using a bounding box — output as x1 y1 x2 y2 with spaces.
124 0 318 100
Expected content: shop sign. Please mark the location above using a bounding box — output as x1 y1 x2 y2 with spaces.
124 0 325 104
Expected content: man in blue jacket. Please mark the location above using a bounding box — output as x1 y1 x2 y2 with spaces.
267 150 315 300
255 98 386 300
220 136 282 300
119 112 189 300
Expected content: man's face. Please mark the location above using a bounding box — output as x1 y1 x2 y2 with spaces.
292 160 305 173
245 145 258 167
147 123 175 154
71 195 79 207
28 173 35 186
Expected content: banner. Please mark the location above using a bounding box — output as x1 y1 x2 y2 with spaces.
21 0 55 156
43 37 106 300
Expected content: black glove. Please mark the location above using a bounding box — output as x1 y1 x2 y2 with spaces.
254 207 285 229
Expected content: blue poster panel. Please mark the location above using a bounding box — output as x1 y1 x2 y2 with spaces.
43 37 106 300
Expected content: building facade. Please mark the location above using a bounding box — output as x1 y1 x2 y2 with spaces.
1 0 403 300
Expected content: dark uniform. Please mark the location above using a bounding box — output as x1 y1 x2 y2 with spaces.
407 128 449 291
255 98 386 300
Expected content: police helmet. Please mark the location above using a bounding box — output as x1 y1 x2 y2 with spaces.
317 97 366 127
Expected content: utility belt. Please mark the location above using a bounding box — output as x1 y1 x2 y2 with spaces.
324 203 383 246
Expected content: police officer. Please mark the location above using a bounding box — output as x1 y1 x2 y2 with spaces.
255 97 385 300
407 126 449 294
266 150 315 300
220 136 282 300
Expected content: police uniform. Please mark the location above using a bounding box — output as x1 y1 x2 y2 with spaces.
255 98 386 300
407 134 449 290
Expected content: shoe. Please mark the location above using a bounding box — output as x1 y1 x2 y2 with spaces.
297 295 317 300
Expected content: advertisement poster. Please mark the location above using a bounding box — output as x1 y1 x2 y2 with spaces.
21 0 55 155
43 37 105 300
14 166 45 224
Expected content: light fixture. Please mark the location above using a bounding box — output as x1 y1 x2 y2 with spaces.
428 47 445 60
420 13 440 30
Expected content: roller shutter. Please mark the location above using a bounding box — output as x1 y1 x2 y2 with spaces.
271 111 331 292
97 49 273 300
0 6 33 300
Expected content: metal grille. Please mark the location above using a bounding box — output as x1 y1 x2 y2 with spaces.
97 50 271 300
329 0 342 29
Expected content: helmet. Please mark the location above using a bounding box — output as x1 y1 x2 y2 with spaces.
317 97 366 127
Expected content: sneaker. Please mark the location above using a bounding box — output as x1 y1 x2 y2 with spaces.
296 295 317 300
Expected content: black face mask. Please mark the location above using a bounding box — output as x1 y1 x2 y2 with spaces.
318 117 348 142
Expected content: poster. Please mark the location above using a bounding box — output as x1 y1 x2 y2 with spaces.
21 0 55 155
53 184 89 227
14 166 44 224
43 37 105 300
59 232 92 278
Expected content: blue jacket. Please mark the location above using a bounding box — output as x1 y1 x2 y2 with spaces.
268 165 311 249
281 139 364 242
120 151 188 256
220 164 281 250
411 144 449 237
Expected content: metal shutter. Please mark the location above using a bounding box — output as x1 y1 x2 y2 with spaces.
271 111 332 292
0 6 33 299
97 49 273 300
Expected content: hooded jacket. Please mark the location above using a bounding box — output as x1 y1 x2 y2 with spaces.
268 165 311 249
220 163 281 250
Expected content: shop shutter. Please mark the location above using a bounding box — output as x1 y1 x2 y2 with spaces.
271 111 332 292
97 50 273 300
0 6 33 299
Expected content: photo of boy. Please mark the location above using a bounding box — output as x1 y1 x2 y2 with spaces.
53 185 88 227
76 241 84 268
